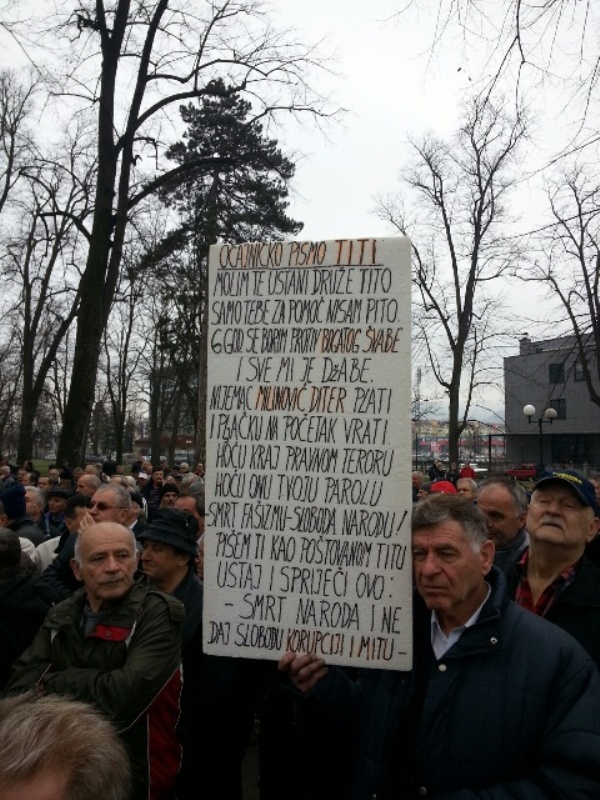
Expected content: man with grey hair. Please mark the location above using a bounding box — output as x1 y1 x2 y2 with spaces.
508 469 600 666
84 462 102 478
280 495 600 798
7 521 184 800
456 476 477 500
25 486 59 541
76 472 101 498
0 692 131 800
476 476 529 572
411 470 424 502
0 465 16 489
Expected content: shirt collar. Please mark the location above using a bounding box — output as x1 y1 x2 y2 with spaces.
430 581 492 640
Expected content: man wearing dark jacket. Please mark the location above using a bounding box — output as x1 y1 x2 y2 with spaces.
281 496 600 799
0 529 53 688
139 508 269 800
0 484 45 546
477 476 529 573
507 468 600 666
7 521 184 800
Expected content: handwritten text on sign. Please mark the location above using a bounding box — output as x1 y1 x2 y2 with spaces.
203 237 412 670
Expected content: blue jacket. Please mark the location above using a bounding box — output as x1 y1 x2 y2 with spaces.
308 569 600 799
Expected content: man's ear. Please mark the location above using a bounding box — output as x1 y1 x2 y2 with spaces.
586 517 599 545
71 558 82 581
481 539 495 575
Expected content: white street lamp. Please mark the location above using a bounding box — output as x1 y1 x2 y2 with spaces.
522 404 558 473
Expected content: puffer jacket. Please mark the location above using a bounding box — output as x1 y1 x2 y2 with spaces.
7 578 185 800
308 568 600 799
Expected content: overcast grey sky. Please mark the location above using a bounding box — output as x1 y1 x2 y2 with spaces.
1 1 593 421
271 0 467 241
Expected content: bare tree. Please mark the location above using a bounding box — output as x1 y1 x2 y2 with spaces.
101 267 146 464
0 327 22 457
525 168 600 407
405 2 597 90
0 69 36 219
378 96 526 464
2 141 93 462
1 1 329 465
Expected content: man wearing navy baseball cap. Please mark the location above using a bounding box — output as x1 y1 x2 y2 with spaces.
506 469 600 665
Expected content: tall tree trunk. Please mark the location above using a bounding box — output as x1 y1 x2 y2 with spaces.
56 2 127 465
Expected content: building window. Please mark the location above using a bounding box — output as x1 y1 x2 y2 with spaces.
550 398 567 420
574 361 586 381
549 362 565 383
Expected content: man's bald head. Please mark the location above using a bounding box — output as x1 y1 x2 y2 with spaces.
72 523 137 613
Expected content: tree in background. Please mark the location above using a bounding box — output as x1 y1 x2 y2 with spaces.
378 96 526 464
4 141 93 462
101 269 146 465
525 168 600 407
0 1 326 465
148 81 302 457
404 1 599 103
0 69 36 219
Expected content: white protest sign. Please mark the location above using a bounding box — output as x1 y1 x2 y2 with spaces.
203 237 412 670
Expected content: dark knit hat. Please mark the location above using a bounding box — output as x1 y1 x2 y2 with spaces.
0 483 26 519
48 486 70 500
159 482 180 500
138 508 198 555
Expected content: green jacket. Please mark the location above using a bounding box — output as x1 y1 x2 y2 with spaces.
7 578 185 800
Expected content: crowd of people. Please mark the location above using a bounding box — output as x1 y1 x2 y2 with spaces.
0 454 274 800
1 453 600 798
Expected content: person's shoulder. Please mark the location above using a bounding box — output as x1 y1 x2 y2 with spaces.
574 555 600 588
134 578 185 623
44 587 86 622
0 573 52 614
504 599 595 666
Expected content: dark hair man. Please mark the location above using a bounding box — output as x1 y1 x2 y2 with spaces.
34 493 92 577
37 474 51 493
0 484 45 546
280 495 600 799
0 530 53 688
508 469 600 665
40 485 131 603
174 493 205 534
7 521 184 800
139 508 266 799
411 471 424 502
45 486 70 536
476 476 529 572
159 482 180 508
0 692 131 800
142 467 164 520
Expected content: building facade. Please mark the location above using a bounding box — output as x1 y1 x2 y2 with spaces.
504 335 600 469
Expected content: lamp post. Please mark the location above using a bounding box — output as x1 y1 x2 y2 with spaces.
523 404 558 475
